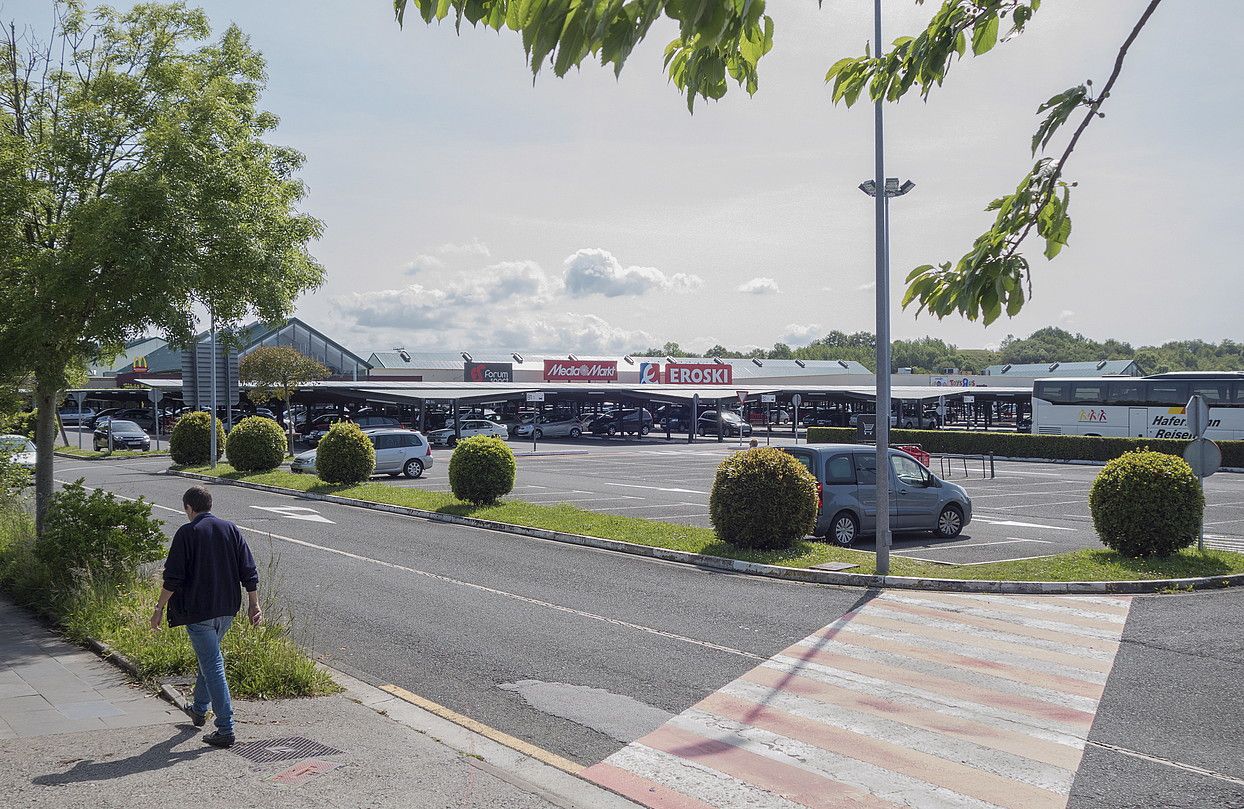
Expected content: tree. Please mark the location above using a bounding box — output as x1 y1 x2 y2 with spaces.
239 344 329 448
0 2 324 530
394 0 1165 326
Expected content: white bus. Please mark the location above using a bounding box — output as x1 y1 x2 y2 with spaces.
1031 372 1244 440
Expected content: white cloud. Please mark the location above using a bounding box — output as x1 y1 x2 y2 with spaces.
403 254 445 275
781 323 822 346
1059 309 1076 322
562 248 704 297
437 238 491 258
737 277 781 295
491 313 654 353
857 281 876 292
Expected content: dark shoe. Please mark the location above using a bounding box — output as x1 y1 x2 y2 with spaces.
186 707 208 727
203 730 236 748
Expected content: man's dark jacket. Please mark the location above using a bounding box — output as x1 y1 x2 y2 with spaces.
162 513 259 627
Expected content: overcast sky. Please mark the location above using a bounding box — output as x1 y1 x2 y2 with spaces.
10 1 1240 357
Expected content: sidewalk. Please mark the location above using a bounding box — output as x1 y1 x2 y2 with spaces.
0 596 636 808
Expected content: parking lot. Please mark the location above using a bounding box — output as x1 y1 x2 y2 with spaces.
392 436 1244 565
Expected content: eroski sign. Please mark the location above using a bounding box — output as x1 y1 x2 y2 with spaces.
665 363 733 385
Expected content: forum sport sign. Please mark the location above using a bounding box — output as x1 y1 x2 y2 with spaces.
543 360 618 382
665 363 733 385
464 362 514 383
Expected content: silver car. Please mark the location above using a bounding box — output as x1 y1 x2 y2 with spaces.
782 444 972 547
427 419 509 447
513 415 585 439
291 428 434 479
0 434 36 470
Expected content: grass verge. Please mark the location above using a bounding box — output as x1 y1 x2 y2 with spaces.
183 464 1244 583
56 446 169 459
0 505 337 699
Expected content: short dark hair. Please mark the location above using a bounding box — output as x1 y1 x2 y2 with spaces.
183 486 212 514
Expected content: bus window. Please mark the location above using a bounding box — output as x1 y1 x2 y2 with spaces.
1034 381 1069 403
1145 380 1189 405
1189 381 1230 405
1108 380 1144 405
1071 382 1107 404
1234 382 1244 406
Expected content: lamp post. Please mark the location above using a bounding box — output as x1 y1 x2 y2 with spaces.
859 1 916 576
859 176 915 576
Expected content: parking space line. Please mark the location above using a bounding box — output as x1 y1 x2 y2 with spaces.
972 517 1077 531
967 489 1088 500
992 499 1087 510
895 538 1056 553
580 502 703 512
604 483 710 495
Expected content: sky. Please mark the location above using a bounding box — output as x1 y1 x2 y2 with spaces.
7 0 1241 357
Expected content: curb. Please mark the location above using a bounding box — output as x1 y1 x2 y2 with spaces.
85 636 188 711
55 450 171 461
167 470 1243 595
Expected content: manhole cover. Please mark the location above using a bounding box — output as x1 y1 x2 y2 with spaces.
231 737 343 764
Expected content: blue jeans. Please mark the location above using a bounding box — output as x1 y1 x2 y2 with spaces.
186 616 234 735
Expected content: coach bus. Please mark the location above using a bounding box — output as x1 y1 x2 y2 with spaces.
1031 372 1244 440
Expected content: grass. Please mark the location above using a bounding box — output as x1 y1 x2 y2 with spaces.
183 464 1244 583
0 502 337 699
56 445 169 459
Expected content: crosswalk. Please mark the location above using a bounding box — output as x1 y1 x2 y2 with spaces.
585 591 1132 809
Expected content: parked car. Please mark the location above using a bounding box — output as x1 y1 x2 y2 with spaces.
291 429 433 479
0 434 36 470
782 444 972 547
93 420 151 452
514 414 585 439
696 410 752 437
85 407 123 429
585 408 653 436
746 408 792 425
427 419 509 447
58 406 97 426
848 410 940 430
306 414 401 446
799 409 848 428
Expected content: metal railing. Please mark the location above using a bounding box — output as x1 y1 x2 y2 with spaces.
936 452 995 479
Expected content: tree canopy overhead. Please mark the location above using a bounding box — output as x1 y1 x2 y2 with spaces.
394 0 1165 327
0 0 325 527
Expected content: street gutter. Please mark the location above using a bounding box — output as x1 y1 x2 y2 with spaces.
168 469 1243 595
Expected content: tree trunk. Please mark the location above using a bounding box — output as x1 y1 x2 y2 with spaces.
34 379 59 535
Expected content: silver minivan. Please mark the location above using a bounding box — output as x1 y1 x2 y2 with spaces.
291 428 433 479
782 444 972 547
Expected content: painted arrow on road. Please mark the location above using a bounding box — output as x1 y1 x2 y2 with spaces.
248 505 335 524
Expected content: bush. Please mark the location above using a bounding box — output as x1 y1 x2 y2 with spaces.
316 422 375 484
169 411 225 466
448 436 516 505
1089 451 1203 558
36 480 166 584
805 426 1244 468
226 416 287 472
709 447 817 550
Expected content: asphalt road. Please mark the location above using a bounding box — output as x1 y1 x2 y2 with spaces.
54 455 1244 806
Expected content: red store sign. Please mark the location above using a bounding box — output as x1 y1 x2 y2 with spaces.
665 363 733 385
543 360 618 382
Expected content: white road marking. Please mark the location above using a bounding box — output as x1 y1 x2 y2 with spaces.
581 502 703 512
971 517 1077 531
993 499 1088 511
248 505 335 524
603 482 710 495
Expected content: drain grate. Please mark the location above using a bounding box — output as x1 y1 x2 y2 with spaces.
230 737 343 764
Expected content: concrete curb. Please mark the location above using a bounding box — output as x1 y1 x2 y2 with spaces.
55 450 171 461
320 662 640 808
167 470 1243 595
85 636 188 712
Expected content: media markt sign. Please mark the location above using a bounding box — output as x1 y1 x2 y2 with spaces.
464 362 514 383
543 360 618 382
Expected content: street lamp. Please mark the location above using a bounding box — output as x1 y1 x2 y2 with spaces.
859 174 915 577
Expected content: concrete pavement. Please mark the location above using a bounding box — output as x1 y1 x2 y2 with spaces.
0 595 633 808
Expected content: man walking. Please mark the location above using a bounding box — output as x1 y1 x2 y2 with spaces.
151 486 261 748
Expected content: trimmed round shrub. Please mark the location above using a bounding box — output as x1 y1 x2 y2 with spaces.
710 447 817 550
448 435 516 505
169 411 225 466
225 416 288 472
316 422 375 484
1089 450 1203 558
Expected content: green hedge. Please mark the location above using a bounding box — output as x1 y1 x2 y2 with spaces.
805 426 1244 467
225 416 287 472
709 447 817 550
316 422 375 484
1089 451 1202 558
170 411 225 466
448 436 516 505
